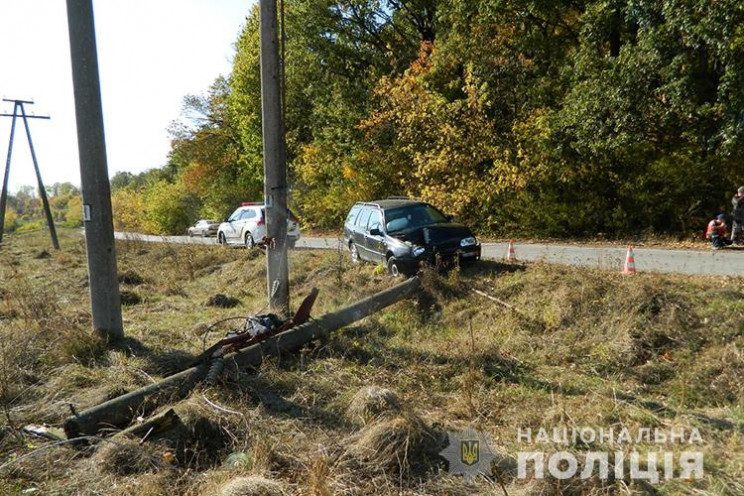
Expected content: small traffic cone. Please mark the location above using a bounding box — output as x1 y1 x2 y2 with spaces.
506 240 518 262
623 245 636 274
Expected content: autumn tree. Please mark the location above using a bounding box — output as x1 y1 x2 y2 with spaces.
152 0 744 237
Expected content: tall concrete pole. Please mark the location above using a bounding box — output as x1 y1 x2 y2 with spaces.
66 0 123 339
0 105 18 245
19 104 60 250
259 0 290 316
0 100 57 249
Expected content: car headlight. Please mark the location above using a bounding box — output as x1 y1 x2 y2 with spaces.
412 246 426 257
460 237 476 247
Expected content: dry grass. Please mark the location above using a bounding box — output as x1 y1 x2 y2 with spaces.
0 228 742 495
214 475 288 496
342 412 442 475
346 386 402 426
93 438 161 476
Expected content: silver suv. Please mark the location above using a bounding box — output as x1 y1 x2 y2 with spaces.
217 202 301 248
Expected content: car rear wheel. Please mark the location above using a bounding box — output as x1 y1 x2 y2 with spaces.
218 233 226 245
387 256 402 277
350 243 360 263
244 232 255 249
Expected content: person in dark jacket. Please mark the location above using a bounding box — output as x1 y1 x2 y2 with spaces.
707 214 732 249
731 186 744 244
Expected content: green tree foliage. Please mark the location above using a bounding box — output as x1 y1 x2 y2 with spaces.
112 187 147 232
1 183 83 232
110 168 202 234
507 0 744 235
116 0 744 237
285 0 439 226
64 195 83 227
3 207 20 233
169 76 256 220
142 180 200 235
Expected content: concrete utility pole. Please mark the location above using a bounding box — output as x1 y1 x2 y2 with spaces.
0 104 19 245
0 99 59 249
20 103 59 250
259 0 290 316
66 0 123 339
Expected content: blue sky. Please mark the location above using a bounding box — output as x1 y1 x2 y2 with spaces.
0 0 253 193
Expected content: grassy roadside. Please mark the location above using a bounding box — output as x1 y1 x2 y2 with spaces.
0 228 742 495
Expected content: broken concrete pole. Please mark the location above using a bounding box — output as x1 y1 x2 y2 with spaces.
223 276 422 372
64 277 421 438
113 408 179 441
64 362 210 438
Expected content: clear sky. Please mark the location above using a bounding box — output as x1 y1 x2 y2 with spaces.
0 0 254 193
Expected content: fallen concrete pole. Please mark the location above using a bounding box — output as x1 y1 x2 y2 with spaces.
64 277 421 438
63 362 210 438
223 276 421 372
113 408 179 441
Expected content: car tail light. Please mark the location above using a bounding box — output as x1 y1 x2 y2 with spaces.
257 217 265 226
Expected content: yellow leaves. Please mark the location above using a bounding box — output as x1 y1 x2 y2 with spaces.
294 144 325 185
3 207 19 232
65 195 84 226
111 189 147 232
342 164 355 179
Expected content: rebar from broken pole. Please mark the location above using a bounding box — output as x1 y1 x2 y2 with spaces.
204 356 225 386
63 276 421 438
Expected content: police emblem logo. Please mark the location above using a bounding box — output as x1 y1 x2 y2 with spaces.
461 439 479 466
440 425 495 483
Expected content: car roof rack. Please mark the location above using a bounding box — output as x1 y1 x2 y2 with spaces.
386 196 410 200
241 202 263 206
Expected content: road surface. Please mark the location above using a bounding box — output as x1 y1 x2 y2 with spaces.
114 232 744 277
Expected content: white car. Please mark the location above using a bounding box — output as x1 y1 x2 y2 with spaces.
187 219 220 237
217 202 301 248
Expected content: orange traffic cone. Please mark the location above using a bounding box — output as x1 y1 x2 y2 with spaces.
506 240 518 262
623 245 636 274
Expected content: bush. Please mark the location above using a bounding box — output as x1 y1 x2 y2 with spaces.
112 188 148 232
143 180 201 235
2 208 20 233
15 219 46 234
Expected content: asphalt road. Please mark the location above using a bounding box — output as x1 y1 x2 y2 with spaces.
114 232 744 276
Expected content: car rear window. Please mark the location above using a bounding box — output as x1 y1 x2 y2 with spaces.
356 207 373 228
346 205 361 225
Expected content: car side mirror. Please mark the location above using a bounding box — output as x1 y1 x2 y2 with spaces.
369 228 382 236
